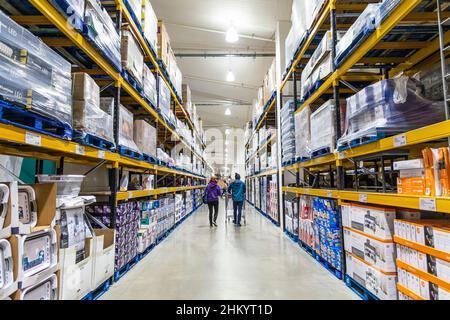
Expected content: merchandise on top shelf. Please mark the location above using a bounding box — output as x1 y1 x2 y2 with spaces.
339 77 447 147
0 9 72 127
84 0 121 71
142 64 158 107
280 100 297 164
126 0 143 25
72 73 115 145
133 120 157 157
121 26 144 85
141 0 158 52
335 3 380 66
310 100 336 155
294 105 311 160
119 105 141 153
0 184 10 231
157 21 172 69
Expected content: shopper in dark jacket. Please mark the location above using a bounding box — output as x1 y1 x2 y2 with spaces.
228 173 246 226
205 176 222 227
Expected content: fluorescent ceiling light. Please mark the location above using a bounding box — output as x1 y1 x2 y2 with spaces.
225 107 231 116
226 26 239 43
226 70 235 82
225 129 231 135
225 141 229 146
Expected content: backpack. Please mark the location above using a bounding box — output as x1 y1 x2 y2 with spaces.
202 188 209 204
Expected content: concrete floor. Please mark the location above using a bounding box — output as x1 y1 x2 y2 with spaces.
102 204 358 300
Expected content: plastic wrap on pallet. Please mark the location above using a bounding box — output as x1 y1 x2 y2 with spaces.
302 54 333 98
337 77 446 148
284 27 297 70
0 10 72 125
142 0 158 52
294 105 311 160
310 100 336 154
84 0 121 71
375 0 402 27
335 3 380 66
121 27 144 85
133 120 157 156
414 59 450 102
119 105 141 153
281 100 297 163
159 75 171 114
126 0 143 25
72 73 115 144
143 64 157 107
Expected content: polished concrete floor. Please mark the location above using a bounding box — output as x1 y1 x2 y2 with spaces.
102 204 358 300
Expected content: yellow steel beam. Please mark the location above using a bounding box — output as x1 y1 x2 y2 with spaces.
389 30 450 78
396 284 424 300
340 74 383 82
11 15 50 25
117 185 206 201
375 41 430 50
359 57 405 64
41 37 74 47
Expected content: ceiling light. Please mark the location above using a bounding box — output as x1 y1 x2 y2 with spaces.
225 148 228 152
225 129 231 135
226 26 239 43
225 141 229 146
226 70 235 82
225 107 231 116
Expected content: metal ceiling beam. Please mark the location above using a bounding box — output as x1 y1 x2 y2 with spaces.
176 53 275 58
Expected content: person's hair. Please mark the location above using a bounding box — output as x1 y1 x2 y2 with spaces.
235 173 241 180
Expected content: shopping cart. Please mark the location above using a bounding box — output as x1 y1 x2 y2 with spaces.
224 194 246 225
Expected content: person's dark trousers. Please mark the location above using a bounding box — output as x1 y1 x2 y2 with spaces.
207 200 219 226
233 201 244 225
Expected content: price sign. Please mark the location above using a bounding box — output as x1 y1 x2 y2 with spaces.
25 132 41 146
359 194 368 203
394 134 407 147
76 145 85 155
420 198 436 212
98 150 105 159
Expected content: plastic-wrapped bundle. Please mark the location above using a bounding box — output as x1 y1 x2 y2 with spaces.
375 0 402 27
302 53 333 98
281 100 297 163
84 0 121 71
0 10 72 126
133 120 157 156
126 0 142 25
143 64 157 107
121 27 144 85
310 100 336 154
51 0 85 30
72 73 115 144
59 202 86 263
142 0 158 52
119 105 141 153
294 105 311 159
338 77 446 148
335 3 380 66
159 75 171 115
284 27 296 70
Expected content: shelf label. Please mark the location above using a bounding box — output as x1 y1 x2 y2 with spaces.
327 191 333 198
338 152 345 160
128 192 133 199
25 132 41 146
420 198 436 212
75 145 85 155
359 194 368 203
394 134 407 147
98 150 105 159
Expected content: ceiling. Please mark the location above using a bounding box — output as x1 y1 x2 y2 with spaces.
152 0 292 125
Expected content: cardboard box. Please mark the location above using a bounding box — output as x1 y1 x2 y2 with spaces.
0 182 18 240
91 229 115 291
157 20 171 69
398 266 450 300
133 120 157 156
394 219 450 251
121 27 144 85
341 203 396 240
13 183 57 235
72 72 100 106
59 237 93 300
345 252 397 300
343 227 396 272
10 228 59 289
394 159 424 170
141 0 158 51
13 273 58 300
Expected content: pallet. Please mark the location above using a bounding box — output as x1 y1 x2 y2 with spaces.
118 145 144 161
314 253 343 280
113 255 139 282
311 147 332 159
122 0 143 33
73 131 116 151
337 130 389 151
82 25 122 72
81 292 93 300
282 159 296 167
298 240 315 257
50 0 84 31
301 79 325 103
122 70 145 97
142 153 158 164
296 156 311 164
345 275 380 301
284 230 299 243
335 24 376 68
91 278 112 300
0 100 73 140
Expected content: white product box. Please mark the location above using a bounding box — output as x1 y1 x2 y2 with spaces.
59 237 94 300
398 267 450 300
0 182 18 240
341 203 396 240
310 99 336 154
10 228 59 289
344 228 396 272
393 159 424 170
91 229 115 291
0 238 16 300
345 252 397 300
399 169 426 179
16 273 58 300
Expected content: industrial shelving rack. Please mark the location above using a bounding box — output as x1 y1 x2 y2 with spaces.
0 0 210 285
243 0 450 299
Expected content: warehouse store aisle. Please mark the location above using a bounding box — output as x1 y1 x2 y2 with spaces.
102 204 357 300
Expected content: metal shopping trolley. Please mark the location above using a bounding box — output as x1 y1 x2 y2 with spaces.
224 194 246 225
